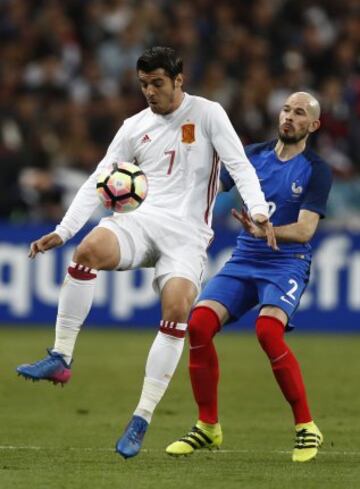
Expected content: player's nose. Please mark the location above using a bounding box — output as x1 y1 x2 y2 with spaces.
145 86 155 97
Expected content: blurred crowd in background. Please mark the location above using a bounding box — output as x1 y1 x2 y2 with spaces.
0 0 359 228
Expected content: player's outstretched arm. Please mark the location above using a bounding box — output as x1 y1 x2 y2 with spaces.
232 208 278 250
233 208 322 246
28 232 64 259
54 123 134 243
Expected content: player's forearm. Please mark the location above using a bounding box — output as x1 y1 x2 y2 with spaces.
219 152 268 217
208 103 268 218
273 221 315 244
55 173 100 243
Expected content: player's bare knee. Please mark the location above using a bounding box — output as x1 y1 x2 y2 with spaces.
260 306 287 324
73 241 103 269
197 300 229 324
162 299 192 323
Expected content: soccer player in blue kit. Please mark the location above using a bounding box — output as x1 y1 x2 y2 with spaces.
166 92 333 462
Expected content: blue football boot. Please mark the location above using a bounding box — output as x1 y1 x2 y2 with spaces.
115 415 149 459
16 349 72 385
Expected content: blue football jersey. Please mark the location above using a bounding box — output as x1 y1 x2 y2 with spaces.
221 140 333 257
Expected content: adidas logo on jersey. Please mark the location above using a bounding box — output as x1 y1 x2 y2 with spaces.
141 134 151 144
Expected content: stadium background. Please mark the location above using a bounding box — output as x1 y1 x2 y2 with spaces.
1 0 359 331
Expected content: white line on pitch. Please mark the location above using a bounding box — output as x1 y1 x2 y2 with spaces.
0 446 359 456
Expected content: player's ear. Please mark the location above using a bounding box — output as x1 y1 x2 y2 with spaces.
309 119 320 134
174 74 183 88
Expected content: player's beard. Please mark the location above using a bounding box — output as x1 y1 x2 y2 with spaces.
278 127 308 144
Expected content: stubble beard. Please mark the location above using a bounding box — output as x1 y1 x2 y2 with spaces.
278 128 308 144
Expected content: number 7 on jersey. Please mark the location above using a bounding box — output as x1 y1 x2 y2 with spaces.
165 150 176 175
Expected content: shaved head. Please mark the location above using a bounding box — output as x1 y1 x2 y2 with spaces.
278 91 321 145
286 92 321 120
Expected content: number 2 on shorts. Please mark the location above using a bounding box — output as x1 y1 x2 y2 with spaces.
280 279 298 305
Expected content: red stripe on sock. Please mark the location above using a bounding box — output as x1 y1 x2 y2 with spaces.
68 265 97 280
159 326 186 338
256 315 312 424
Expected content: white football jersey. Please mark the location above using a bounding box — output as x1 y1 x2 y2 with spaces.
55 93 268 242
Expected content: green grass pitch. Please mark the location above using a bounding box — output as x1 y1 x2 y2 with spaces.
0 327 359 489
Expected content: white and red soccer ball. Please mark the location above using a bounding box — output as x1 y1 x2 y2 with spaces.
96 162 148 213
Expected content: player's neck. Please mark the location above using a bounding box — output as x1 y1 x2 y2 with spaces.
170 91 185 113
275 139 307 161
161 91 185 116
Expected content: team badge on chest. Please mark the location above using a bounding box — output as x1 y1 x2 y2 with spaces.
291 181 303 195
181 123 195 144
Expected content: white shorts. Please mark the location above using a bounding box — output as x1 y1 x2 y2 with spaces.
97 209 210 293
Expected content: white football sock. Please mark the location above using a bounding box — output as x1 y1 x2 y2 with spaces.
53 268 97 364
134 323 187 423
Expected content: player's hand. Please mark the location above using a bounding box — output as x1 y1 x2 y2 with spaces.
231 209 279 251
28 232 64 259
232 208 264 237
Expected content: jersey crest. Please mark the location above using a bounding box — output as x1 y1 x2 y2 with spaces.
181 123 195 144
291 181 303 195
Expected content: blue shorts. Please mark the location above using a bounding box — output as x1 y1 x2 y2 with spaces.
200 252 311 325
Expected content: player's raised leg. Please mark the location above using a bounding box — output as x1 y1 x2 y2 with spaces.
115 277 197 459
256 307 323 462
16 227 120 385
166 300 228 456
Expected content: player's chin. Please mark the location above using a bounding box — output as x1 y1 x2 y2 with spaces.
151 103 172 115
279 132 298 144
148 103 163 114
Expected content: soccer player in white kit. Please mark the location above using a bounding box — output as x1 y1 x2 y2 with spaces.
16 47 276 459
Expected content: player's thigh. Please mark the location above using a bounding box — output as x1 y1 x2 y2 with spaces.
199 273 258 326
97 214 154 271
161 277 198 322
259 305 287 325
74 227 120 270
155 240 207 297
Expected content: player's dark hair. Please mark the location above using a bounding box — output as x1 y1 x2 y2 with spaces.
136 47 183 79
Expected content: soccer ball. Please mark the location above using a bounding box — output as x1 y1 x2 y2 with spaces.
96 162 148 213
